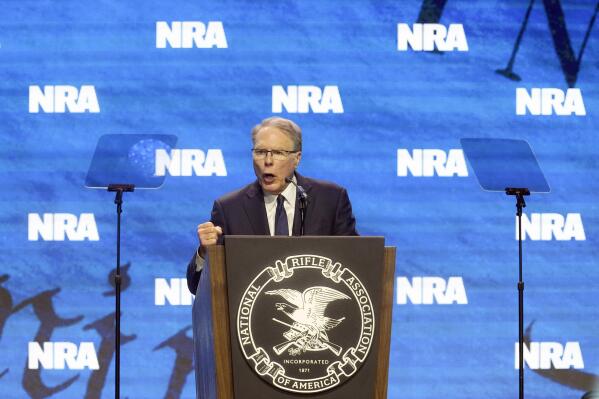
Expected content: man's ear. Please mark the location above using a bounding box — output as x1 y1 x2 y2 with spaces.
294 151 302 168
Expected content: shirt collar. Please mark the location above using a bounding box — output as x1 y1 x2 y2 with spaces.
263 175 297 204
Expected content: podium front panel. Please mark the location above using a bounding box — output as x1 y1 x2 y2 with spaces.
224 236 385 399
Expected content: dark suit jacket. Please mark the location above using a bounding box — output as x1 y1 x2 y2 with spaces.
186 173 358 293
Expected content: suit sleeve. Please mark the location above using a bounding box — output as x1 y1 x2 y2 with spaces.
186 200 227 294
333 188 358 236
211 199 227 243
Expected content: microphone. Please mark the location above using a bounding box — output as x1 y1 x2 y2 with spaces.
285 176 308 202
285 176 308 236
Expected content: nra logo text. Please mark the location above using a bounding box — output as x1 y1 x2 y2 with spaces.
272 85 343 114
155 278 193 305
520 213 585 241
516 342 584 370
516 88 586 116
155 149 227 177
396 276 468 305
397 149 467 177
397 23 468 52
28 213 99 241
29 85 99 113
28 342 99 370
156 21 227 48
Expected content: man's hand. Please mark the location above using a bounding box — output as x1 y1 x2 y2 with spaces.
197 222 223 247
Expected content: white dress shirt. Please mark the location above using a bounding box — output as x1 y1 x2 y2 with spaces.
264 178 296 236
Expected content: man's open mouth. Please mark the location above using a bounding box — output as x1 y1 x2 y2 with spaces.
262 173 276 183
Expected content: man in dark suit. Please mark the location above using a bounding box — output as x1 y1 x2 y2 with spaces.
186 117 358 294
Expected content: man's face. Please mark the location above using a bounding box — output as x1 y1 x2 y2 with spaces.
252 126 301 195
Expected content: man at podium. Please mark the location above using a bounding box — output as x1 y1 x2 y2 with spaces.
186 116 358 294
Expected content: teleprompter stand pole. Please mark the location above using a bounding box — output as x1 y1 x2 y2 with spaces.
506 187 530 399
107 183 135 399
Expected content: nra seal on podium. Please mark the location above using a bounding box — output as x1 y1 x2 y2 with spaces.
236 254 375 394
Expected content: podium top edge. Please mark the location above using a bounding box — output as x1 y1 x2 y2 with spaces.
224 235 386 239
219 236 394 249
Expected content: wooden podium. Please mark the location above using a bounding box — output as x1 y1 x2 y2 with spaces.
193 236 395 399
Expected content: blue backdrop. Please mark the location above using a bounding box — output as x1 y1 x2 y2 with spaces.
1 0 598 398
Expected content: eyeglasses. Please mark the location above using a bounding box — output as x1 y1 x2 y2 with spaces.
251 148 298 161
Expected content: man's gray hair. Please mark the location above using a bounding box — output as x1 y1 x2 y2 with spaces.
251 117 302 151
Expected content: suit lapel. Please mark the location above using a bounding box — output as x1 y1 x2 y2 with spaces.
292 173 313 236
243 181 270 235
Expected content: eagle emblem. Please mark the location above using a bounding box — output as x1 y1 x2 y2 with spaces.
266 286 350 356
